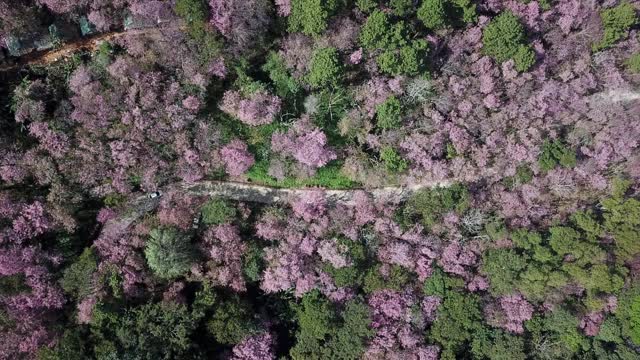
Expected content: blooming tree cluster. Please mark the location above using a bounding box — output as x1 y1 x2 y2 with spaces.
1 0 640 359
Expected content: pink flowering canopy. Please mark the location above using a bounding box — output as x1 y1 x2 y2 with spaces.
1 1 640 359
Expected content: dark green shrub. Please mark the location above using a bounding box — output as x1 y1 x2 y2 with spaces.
593 2 638 51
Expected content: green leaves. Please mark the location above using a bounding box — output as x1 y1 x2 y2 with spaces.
593 2 638 51
375 96 403 130
289 0 339 36
407 183 470 227
60 247 98 299
538 140 576 172
481 248 527 296
482 11 535 72
618 285 640 345
291 291 372 360
417 0 477 29
380 146 408 173
201 198 237 225
307 48 343 88
376 40 428 76
263 52 301 99
601 183 640 262
206 295 257 344
360 10 407 50
144 228 197 279
418 0 448 30
626 53 640 73
429 292 482 360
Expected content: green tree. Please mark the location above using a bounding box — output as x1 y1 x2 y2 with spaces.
0 274 29 297
201 198 237 225
407 183 470 227
389 0 414 16
289 0 339 36
512 43 536 72
324 238 368 287
593 2 638 51
60 247 98 299
206 295 257 344
291 291 373 359
429 292 482 360
242 243 265 283
263 52 301 99
144 228 197 279
601 183 640 262
376 40 428 76
482 11 535 72
359 10 407 50
91 302 198 360
423 267 465 296
375 96 403 129
481 248 527 296
626 53 640 73
363 264 412 294
174 0 222 62
175 0 209 36
539 309 591 356
538 139 577 172
38 329 86 360
308 48 343 88
380 146 408 173
117 302 197 359
471 329 526 360
417 0 448 29
356 0 377 13
617 285 640 345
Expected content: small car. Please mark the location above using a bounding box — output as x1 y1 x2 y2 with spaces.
147 191 162 199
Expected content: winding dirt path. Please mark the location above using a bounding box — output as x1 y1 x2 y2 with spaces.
100 179 452 239
0 26 176 71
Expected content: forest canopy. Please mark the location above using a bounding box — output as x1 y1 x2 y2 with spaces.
1 0 640 359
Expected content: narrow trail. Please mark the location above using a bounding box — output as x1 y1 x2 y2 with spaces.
0 26 176 71
100 179 452 239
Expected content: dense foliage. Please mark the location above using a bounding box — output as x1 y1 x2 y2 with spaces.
1 0 640 359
